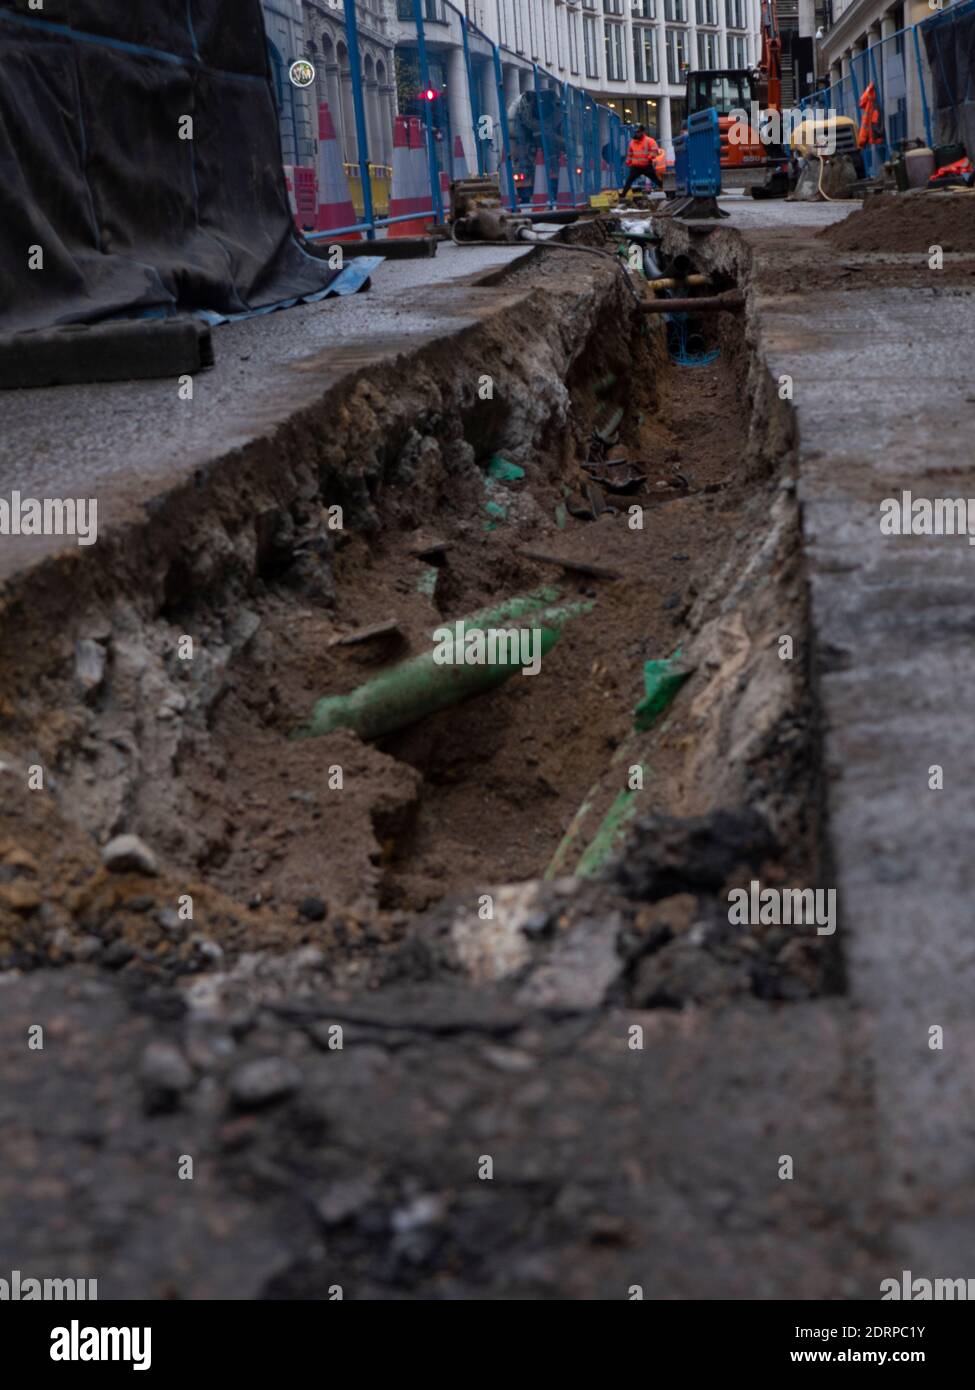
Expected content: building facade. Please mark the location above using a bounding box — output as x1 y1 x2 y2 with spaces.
260 1 396 167
452 0 765 152
304 1 397 167
261 0 317 164
817 0 941 145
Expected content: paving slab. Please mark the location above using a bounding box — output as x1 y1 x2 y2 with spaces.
0 241 535 580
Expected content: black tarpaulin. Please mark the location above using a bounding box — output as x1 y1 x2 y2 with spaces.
0 0 340 332
923 0 975 154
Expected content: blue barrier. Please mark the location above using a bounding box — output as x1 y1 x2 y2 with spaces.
686 109 722 197
673 134 689 197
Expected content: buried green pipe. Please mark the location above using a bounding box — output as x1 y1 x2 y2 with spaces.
293 590 593 742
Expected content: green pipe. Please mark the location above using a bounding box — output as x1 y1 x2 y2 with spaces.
544 790 597 881
575 780 645 878
293 591 593 742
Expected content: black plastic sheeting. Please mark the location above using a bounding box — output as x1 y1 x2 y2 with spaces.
0 0 339 332
923 0 975 154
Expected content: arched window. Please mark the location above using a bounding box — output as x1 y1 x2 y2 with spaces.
267 38 299 161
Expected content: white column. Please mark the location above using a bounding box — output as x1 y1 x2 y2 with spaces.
480 60 501 171
659 92 674 154
447 44 476 172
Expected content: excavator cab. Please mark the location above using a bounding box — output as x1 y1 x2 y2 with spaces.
686 69 755 121
683 66 793 195
683 68 771 185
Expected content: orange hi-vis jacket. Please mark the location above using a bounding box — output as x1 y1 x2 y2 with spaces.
627 134 659 167
857 81 883 148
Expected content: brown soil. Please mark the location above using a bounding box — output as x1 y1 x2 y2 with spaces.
0 236 817 990
821 190 975 254
195 332 750 917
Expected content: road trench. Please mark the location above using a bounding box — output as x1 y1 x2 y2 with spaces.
1 230 836 1007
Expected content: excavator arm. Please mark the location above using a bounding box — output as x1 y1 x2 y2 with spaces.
759 0 783 115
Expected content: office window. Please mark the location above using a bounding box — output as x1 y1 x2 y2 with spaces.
602 0 624 14
665 27 689 85
568 11 580 74
633 25 658 83
728 33 748 67
664 0 687 22
695 0 718 23
605 21 626 80
632 0 656 17
725 0 746 28
697 32 720 68
583 15 600 78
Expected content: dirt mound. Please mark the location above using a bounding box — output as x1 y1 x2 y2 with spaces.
822 192 975 253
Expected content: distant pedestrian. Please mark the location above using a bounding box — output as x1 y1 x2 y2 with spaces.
621 126 663 198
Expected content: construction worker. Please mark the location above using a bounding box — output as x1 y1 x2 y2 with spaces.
621 125 663 198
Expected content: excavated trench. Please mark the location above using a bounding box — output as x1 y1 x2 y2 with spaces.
0 231 833 1006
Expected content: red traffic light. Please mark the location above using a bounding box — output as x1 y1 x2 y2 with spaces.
422 87 438 101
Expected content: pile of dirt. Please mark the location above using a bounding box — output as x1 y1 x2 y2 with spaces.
821 191 975 254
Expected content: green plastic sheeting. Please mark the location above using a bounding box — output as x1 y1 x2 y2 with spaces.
293 589 592 743
634 649 690 732
487 455 526 483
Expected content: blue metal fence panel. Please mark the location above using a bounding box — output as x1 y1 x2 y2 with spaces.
687 109 721 197
296 0 626 240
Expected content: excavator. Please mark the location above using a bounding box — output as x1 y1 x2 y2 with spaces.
681 0 859 198
681 0 791 197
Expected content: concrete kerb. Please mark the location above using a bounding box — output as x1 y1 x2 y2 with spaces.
656 199 975 1269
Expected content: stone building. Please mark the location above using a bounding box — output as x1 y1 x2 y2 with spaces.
302 1 397 168
260 0 317 164
260 1 396 168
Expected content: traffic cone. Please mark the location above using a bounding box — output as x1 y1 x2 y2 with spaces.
315 101 359 240
530 149 549 209
556 151 574 209
389 115 425 236
452 134 469 182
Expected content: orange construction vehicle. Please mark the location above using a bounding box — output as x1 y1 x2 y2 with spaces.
680 0 792 196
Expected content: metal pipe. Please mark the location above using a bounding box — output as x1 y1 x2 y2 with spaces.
533 63 554 210
646 274 711 291
460 18 486 179
343 0 375 239
412 0 445 227
640 291 745 315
